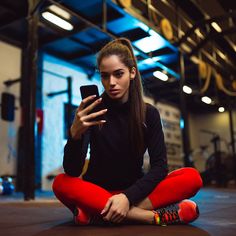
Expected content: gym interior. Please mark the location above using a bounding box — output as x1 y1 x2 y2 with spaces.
0 0 236 235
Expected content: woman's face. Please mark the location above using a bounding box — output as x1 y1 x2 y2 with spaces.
99 55 136 103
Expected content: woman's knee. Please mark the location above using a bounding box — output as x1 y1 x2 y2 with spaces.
52 173 84 195
52 173 66 193
185 167 203 190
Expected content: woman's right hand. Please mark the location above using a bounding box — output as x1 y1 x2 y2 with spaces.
70 95 107 140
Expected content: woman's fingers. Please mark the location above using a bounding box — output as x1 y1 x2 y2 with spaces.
101 199 112 216
77 95 97 112
80 97 103 116
82 109 107 122
110 212 125 223
103 208 126 223
84 97 102 115
83 120 106 127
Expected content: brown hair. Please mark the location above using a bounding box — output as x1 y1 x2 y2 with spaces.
97 38 146 157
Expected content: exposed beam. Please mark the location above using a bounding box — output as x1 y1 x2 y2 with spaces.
188 26 236 62
176 11 236 46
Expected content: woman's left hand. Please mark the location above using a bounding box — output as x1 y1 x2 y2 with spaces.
101 193 130 223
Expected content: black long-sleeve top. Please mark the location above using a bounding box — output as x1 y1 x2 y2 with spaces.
63 96 168 205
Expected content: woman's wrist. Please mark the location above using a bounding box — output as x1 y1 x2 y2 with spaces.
70 125 82 140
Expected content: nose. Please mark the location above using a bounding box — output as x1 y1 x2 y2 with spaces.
109 75 116 86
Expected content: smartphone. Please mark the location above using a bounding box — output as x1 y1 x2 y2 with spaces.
80 85 104 121
80 85 99 104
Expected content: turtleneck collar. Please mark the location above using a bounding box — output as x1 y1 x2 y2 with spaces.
101 92 130 110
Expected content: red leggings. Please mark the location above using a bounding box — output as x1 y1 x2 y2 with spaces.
52 167 202 215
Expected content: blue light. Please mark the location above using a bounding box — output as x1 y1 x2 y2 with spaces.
143 57 160 64
138 57 159 66
137 22 149 32
180 118 184 129
133 49 140 56
133 34 166 53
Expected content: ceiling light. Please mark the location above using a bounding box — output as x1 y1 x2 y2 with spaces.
218 107 225 112
48 5 71 20
211 22 222 32
141 57 160 65
137 22 149 32
183 85 192 94
153 71 168 81
201 96 212 104
133 49 140 56
217 50 227 60
187 37 192 42
42 11 73 31
133 30 166 53
194 28 204 39
181 43 191 52
190 56 199 64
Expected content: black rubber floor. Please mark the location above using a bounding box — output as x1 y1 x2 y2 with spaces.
0 187 235 236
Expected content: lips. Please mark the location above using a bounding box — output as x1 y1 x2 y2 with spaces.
109 89 119 95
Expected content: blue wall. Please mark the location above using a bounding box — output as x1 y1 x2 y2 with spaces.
41 53 103 190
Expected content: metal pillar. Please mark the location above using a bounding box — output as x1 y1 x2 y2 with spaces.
20 1 39 200
66 76 72 135
229 109 236 156
35 52 43 189
179 52 191 167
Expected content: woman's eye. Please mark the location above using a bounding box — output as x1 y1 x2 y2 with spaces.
101 74 109 80
114 72 123 78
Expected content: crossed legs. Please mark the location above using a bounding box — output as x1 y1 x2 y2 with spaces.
53 167 202 224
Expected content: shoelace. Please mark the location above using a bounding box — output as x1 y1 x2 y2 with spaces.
157 204 181 225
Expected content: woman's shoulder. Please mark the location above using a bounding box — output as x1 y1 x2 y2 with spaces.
145 102 161 123
145 102 159 114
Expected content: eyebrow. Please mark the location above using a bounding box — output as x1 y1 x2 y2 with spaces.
100 69 124 74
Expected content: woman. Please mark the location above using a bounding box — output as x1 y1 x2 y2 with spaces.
53 38 203 226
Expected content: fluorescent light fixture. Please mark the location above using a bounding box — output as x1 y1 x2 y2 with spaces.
183 85 192 94
181 43 191 52
137 22 149 32
211 22 222 32
194 28 204 39
190 56 199 64
201 96 212 104
133 49 140 56
187 37 192 42
217 50 226 60
153 71 168 81
218 107 225 112
142 58 155 65
42 11 73 31
133 30 166 53
141 57 160 65
48 5 71 20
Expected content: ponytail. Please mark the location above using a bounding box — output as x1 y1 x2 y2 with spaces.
97 38 146 158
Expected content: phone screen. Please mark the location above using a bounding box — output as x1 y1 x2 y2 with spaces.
80 85 104 121
80 85 99 100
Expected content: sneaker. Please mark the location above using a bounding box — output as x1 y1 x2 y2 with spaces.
153 199 199 225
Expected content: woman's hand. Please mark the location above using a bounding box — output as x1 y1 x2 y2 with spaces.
70 95 107 140
101 193 130 223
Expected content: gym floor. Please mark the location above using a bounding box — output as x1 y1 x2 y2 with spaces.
0 187 236 236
